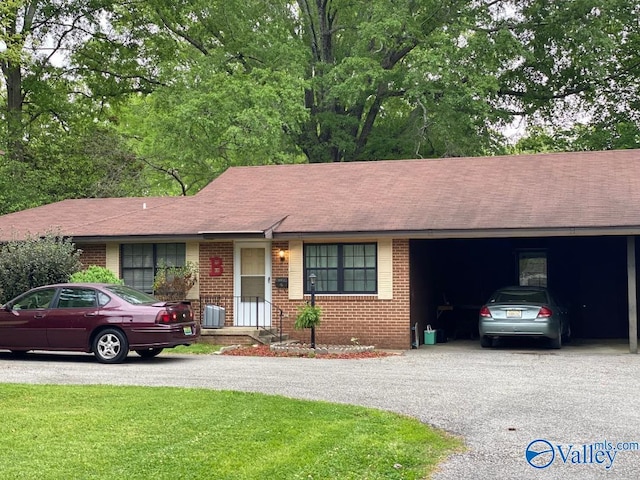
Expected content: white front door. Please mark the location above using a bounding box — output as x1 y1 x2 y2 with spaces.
234 242 272 327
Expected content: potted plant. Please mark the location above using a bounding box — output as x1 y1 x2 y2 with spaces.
152 261 198 301
295 303 322 348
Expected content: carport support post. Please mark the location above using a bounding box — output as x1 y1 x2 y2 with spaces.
627 236 638 354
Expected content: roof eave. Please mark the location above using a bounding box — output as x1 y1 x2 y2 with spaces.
273 225 640 240
199 231 268 239
70 234 206 244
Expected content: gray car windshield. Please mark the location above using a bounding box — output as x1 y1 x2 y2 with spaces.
492 290 548 304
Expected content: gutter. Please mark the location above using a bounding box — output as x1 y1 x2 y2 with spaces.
272 225 640 240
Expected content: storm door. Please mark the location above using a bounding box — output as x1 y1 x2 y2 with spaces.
234 243 272 327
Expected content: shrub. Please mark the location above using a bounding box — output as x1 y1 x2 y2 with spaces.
152 261 198 300
70 265 123 284
294 304 322 329
0 233 82 302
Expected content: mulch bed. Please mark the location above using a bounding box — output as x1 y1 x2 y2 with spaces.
221 345 397 359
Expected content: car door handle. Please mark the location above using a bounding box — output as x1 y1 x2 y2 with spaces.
84 312 97 317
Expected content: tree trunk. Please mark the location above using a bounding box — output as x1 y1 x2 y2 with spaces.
4 62 25 162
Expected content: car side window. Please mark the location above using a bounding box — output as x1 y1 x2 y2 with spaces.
13 289 57 310
57 288 98 308
97 292 111 307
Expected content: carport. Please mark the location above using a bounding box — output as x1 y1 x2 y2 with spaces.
410 234 639 352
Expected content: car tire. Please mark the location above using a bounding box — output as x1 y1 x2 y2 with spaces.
550 329 562 349
480 336 493 348
93 328 129 364
136 348 164 358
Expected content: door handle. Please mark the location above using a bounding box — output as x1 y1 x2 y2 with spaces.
84 312 97 317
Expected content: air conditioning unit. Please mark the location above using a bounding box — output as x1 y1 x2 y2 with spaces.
203 305 225 328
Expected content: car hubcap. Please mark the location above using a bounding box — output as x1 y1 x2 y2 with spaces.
98 334 121 359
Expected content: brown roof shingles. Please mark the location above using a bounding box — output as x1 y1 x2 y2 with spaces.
1 149 639 241
196 149 640 234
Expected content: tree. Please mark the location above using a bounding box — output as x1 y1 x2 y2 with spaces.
3 1 640 205
106 0 310 193
0 1 155 212
112 0 511 168
294 0 506 161
494 0 640 150
116 60 308 195
1 0 105 163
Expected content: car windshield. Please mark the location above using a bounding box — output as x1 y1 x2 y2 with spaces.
492 290 548 304
105 285 159 305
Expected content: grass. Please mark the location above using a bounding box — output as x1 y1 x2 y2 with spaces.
167 342 222 354
0 384 462 480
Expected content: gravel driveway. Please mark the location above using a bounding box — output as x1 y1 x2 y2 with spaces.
1 340 639 479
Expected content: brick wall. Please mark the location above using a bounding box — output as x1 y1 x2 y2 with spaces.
74 239 411 349
77 244 107 268
198 242 234 326
271 239 411 350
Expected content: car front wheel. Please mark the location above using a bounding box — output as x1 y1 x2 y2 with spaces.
93 328 129 364
136 348 164 358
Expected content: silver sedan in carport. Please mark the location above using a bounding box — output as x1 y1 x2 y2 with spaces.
478 286 570 348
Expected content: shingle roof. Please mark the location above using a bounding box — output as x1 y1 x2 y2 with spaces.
1 149 639 241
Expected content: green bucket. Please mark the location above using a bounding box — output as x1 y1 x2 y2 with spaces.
424 327 436 345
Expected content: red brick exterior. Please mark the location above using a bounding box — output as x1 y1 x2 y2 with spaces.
198 242 234 326
82 239 412 350
271 239 411 350
77 244 107 268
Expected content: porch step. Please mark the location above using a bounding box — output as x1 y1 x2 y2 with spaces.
200 327 288 346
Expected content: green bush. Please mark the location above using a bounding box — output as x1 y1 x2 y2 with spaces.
0 233 82 302
70 265 123 284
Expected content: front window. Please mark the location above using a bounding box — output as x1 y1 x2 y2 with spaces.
518 251 547 287
121 243 186 293
304 243 377 294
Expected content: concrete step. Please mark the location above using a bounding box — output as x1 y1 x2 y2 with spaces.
200 327 287 346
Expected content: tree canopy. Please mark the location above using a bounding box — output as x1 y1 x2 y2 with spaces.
1 0 639 210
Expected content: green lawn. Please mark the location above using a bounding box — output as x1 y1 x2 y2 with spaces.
167 342 222 354
0 384 462 479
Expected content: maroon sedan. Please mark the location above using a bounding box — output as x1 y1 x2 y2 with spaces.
0 283 200 363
